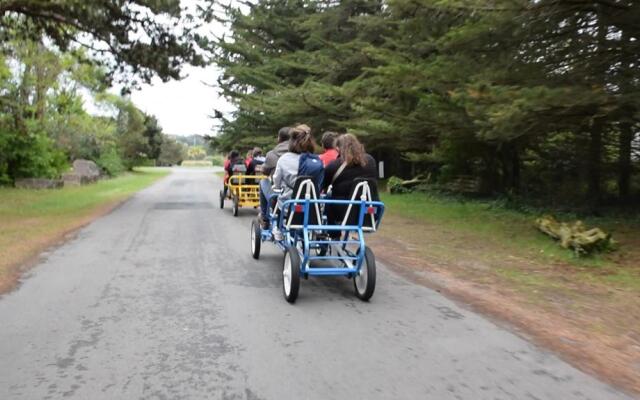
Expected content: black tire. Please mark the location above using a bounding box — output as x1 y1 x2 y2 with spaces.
219 189 225 209
282 247 301 303
232 196 239 217
251 219 261 259
353 246 376 301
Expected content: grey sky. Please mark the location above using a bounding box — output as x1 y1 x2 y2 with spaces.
127 0 240 137
130 64 233 137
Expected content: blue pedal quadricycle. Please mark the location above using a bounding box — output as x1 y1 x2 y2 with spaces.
250 177 384 303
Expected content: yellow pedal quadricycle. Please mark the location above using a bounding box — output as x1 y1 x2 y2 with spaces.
219 174 266 217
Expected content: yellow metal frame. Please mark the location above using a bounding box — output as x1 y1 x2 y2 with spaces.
226 174 266 208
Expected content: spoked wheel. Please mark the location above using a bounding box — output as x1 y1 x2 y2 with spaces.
250 219 261 259
282 247 301 303
354 246 376 301
219 189 225 209
232 196 239 217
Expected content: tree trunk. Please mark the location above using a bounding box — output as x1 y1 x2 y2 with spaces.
511 147 521 194
587 119 604 205
500 143 521 194
618 123 633 201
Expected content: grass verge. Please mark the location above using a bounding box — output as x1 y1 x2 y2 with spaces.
0 167 170 294
372 192 640 394
181 160 213 167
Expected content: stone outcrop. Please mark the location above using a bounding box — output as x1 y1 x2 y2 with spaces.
15 178 63 189
62 159 101 187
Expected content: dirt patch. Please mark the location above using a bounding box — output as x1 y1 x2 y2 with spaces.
0 199 126 295
371 213 640 395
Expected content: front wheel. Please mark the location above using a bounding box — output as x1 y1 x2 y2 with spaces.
219 189 225 209
354 246 376 301
251 219 261 259
232 196 239 217
282 247 301 303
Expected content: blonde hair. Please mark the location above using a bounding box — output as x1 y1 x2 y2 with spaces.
288 124 316 153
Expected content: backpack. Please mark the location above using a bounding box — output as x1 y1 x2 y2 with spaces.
298 153 324 191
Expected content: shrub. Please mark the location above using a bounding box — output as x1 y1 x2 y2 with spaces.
96 147 125 176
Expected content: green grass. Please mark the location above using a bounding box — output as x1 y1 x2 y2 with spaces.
0 167 170 290
379 192 613 268
0 167 170 217
181 160 213 167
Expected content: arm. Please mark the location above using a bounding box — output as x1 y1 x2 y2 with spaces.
272 158 283 189
247 159 255 175
262 150 277 176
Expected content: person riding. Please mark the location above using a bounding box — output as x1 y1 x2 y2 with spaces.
262 127 291 176
244 149 253 169
271 124 323 239
223 150 244 197
247 147 265 175
259 127 291 227
322 133 377 229
319 131 339 167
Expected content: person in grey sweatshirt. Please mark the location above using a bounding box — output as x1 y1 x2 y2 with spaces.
259 127 291 226
271 124 317 239
262 127 291 176
273 124 316 210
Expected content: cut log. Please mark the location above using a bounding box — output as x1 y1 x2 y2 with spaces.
534 215 617 256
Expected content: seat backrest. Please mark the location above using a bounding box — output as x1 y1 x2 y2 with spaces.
231 162 246 174
285 176 322 229
340 178 379 231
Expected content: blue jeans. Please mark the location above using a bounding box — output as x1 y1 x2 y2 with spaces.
259 179 273 220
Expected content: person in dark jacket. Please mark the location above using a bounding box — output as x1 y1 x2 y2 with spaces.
322 134 377 229
223 150 244 197
259 127 291 227
246 147 265 175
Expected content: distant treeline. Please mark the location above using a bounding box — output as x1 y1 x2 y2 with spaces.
212 0 640 208
0 1 209 185
0 39 191 184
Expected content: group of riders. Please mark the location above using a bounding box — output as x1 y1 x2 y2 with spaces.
223 124 378 240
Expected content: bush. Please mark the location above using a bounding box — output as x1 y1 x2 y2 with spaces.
0 128 67 183
96 147 125 176
387 176 412 194
210 154 224 166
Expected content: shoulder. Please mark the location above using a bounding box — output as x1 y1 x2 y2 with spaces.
326 158 340 172
278 152 297 163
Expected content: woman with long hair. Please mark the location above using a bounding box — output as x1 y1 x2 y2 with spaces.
271 124 322 239
322 133 377 227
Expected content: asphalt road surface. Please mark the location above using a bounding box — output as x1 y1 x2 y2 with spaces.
0 168 632 400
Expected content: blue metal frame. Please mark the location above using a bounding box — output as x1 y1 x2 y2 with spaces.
260 195 385 277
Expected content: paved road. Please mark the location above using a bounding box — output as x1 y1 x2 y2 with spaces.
0 168 632 400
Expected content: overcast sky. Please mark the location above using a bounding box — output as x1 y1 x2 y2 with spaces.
118 0 239 137
129 64 233 137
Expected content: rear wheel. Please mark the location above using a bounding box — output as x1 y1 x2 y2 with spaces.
282 247 301 303
219 189 225 209
251 219 261 259
232 196 239 217
354 246 376 301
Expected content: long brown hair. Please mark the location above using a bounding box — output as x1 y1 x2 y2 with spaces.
288 124 316 154
336 133 367 166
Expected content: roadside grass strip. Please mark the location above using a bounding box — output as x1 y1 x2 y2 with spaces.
374 192 640 393
0 167 170 293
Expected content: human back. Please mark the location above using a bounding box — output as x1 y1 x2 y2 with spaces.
323 133 377 200
273 124 321 208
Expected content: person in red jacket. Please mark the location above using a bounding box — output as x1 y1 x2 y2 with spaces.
319 131 339 167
